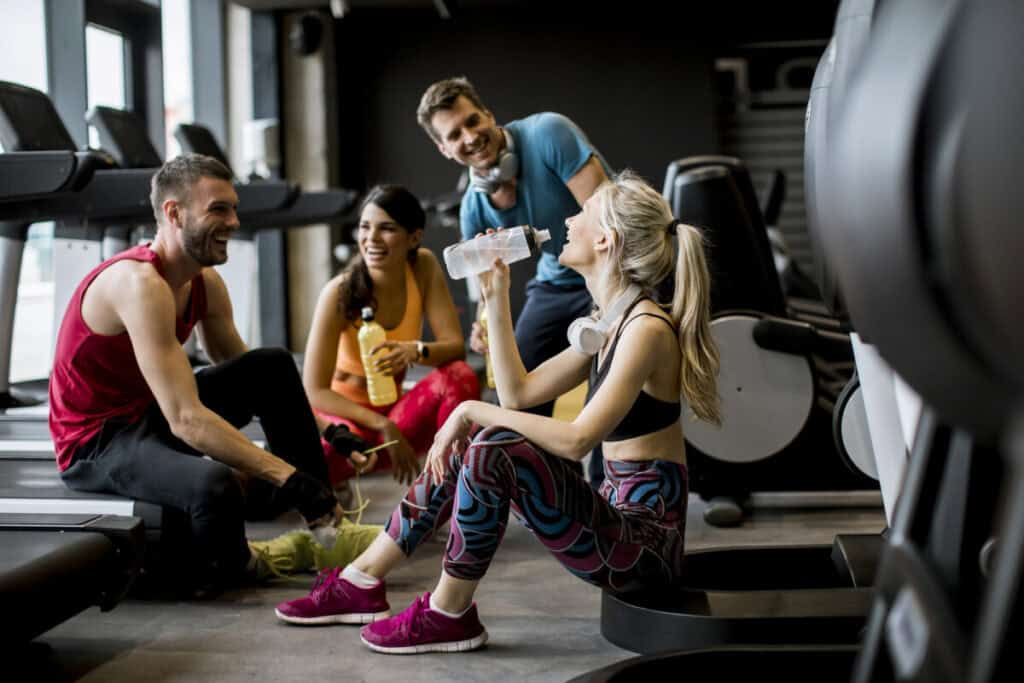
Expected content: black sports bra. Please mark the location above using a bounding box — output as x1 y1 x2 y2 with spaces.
584 297 682 442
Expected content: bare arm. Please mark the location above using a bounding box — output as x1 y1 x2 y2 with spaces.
195 268 248 363
566 155 610 207
485 276 589 409
112 267 295 485
301 275 389 432
417 249 466 367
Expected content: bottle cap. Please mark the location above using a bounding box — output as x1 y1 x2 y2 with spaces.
361 306 375 321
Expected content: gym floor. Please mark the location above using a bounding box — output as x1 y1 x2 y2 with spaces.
21 465 885 682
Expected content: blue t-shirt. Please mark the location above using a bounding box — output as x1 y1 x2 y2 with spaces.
459 112 611 285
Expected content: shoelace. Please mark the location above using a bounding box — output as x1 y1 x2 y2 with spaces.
340 469 370 524
309 567 340 602
404 594 430 640
250 544 289 579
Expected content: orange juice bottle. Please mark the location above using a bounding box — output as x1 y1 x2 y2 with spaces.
358 307 397 406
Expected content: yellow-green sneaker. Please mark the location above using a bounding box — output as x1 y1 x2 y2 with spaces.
312 518 383 571
248 530 318 580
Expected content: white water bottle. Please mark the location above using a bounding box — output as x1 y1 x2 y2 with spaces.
443 226 552 280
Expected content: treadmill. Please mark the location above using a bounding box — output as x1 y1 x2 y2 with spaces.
88 106 357 233
0 150 145 644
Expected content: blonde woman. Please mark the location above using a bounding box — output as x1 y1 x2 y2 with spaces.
275 171 721 655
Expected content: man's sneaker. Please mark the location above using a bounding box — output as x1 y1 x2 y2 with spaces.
275 567 390 625
360 592 488 654
248 531 317 580
312 518 382 571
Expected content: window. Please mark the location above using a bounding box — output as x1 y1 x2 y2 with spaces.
162 0 193 157
0 0 53 383
85 22 127 149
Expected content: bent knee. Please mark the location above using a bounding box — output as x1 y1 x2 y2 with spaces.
242 347 296 373
470 425 525 447
190 463 243 510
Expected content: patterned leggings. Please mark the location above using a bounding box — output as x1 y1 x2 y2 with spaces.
318 361 480 485
385 425 688 592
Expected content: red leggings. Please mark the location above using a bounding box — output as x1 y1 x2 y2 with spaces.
317 361 480 485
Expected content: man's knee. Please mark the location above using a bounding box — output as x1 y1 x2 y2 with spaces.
190 463 244 514
233 347 296 381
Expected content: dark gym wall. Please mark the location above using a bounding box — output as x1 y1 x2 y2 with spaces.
332 7 718 202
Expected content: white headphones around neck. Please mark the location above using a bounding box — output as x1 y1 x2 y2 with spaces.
469 129 518 194
567 284 643 356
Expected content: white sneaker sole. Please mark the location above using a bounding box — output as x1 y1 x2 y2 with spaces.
275 609 392 625
360 630 488 654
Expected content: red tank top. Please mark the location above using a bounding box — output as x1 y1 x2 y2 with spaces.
49 245 207 470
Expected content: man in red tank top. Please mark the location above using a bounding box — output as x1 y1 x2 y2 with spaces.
50 154 344 588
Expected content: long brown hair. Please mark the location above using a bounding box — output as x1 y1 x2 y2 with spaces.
338 185 425 322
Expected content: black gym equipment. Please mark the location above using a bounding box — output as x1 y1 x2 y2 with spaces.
86 105 357 231
0 81 155 411
821 0 1024 679
587 0 1024 679
662 155 876 527
0 512 144 645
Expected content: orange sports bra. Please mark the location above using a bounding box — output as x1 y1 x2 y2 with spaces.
331 263 423 404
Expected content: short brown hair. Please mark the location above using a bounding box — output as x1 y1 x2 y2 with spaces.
416 76 488 144
150 153 233 224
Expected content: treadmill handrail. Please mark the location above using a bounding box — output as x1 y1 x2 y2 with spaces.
0 166 155 224
0 151 78 199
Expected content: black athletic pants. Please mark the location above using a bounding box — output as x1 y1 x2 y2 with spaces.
61 348 330 580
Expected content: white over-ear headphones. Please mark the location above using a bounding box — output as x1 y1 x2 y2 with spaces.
469 129 518 194
567 284 643 356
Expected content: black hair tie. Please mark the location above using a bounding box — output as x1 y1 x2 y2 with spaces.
667 219 681 236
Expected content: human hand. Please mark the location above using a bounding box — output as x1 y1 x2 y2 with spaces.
380 420 420 485
323 423 378 474
425 404 473 486
280 470 339 526
469 321 488 354
369 340 419 375
474 230 511 303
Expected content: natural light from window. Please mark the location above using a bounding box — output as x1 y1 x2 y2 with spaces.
1 0 53 383
162 0 193 158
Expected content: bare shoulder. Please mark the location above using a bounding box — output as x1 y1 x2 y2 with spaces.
413 247 443 280
99 259 168 302
415 247 442 269
83 260 171 334
621 302 677 348
413 248 444 291
199 266 232 313
200 266 228 290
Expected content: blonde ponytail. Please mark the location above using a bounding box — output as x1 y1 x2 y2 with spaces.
672 224 721 425
593 170 721 425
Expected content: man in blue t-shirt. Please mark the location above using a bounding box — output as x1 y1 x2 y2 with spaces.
417 77 612 433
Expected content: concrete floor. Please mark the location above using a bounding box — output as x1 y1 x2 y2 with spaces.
19 465 885 683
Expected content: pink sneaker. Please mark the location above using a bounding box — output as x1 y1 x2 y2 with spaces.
360 592 488 654
275 567 391 625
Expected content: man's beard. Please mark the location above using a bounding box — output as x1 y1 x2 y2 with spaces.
182 217 226 266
